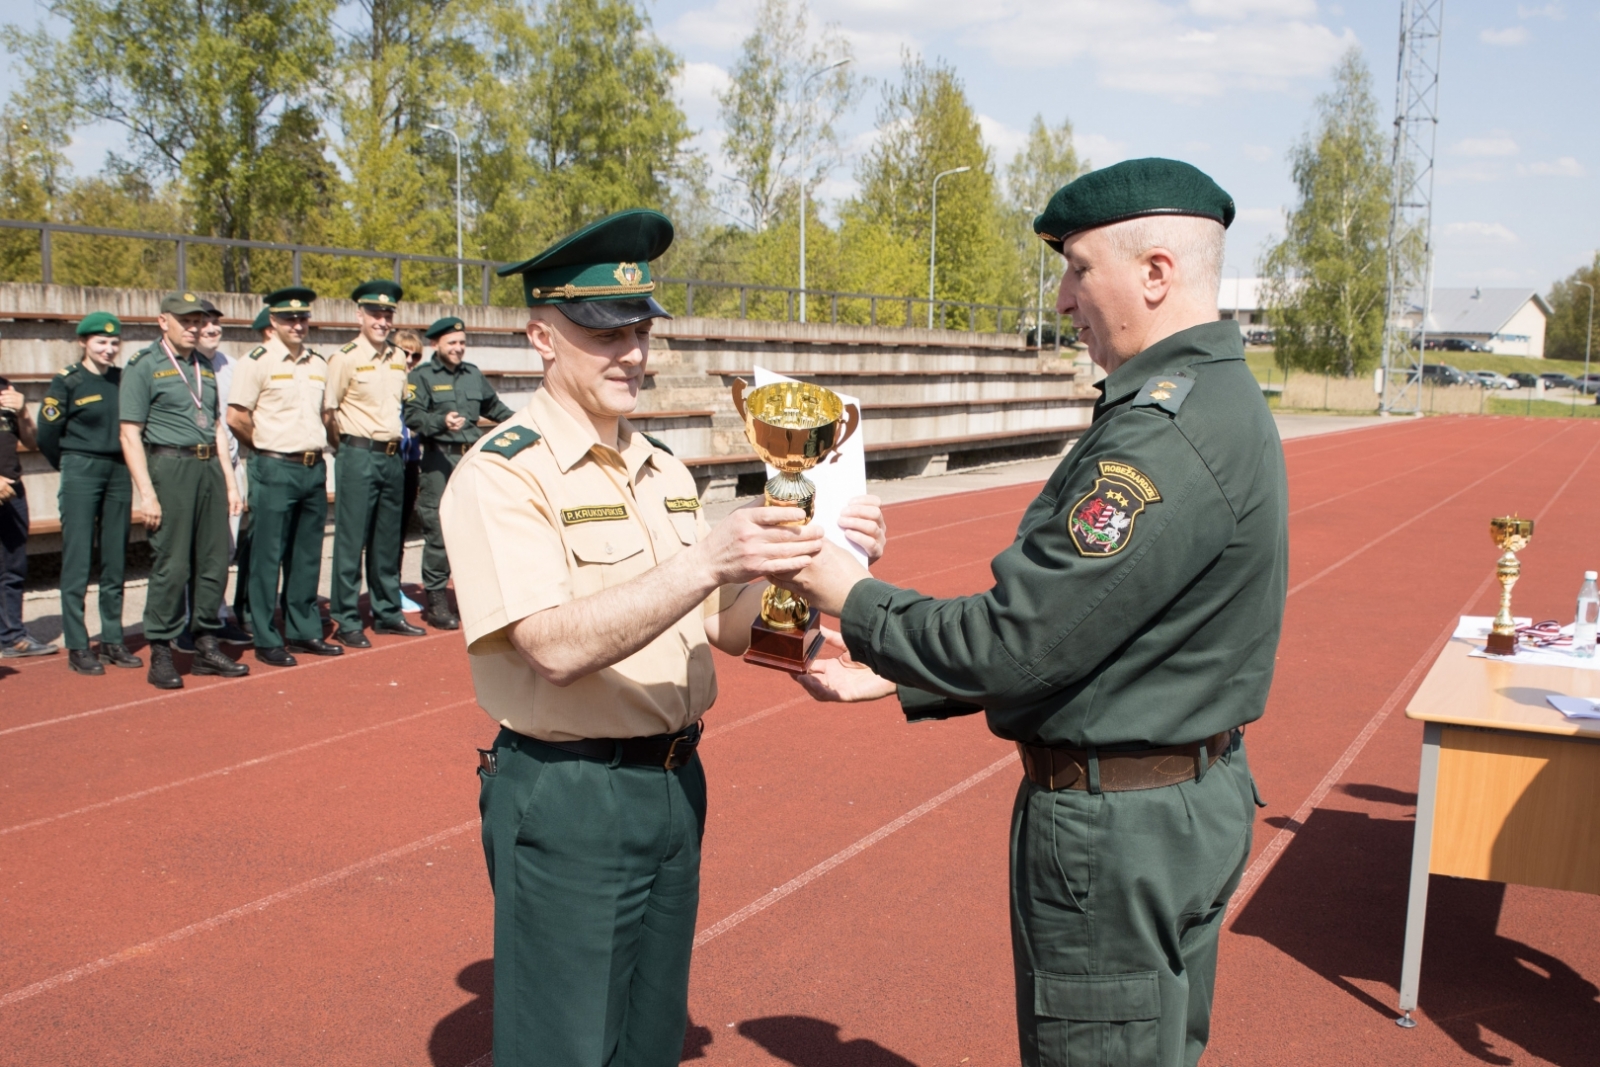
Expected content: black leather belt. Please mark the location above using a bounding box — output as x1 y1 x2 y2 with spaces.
256 449 325 466
426 440 470 456
340 434 401 456
509 721 703 770
148 443 217 460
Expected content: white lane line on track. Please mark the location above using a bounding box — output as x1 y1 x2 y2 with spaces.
1287 421 1522 519
1229 427 1600 918
0 701 475 837
0 820 477 1010
0 631 458 738
692 751 1019 950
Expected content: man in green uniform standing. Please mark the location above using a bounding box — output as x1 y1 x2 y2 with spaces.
787 160 1288 1067
404 316 513 630
36 312 142 675
325 280 426 647
120 292 250 689
227 287 342 666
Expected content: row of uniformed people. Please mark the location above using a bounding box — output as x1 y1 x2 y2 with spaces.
36 285 505 688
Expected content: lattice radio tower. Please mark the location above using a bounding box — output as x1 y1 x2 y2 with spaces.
1379 0 1445 414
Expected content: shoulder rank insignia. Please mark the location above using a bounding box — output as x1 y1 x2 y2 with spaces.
340 341 357 353
641 432 674 455
1131 374 1194 415
1067 461 1162 558
40 398 62 422
125 349 145 367
247 346 266 361
561 504 629 525
481 428 541 459
664 496 700 513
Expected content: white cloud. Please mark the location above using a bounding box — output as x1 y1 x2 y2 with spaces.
1075 133 1129 169
978 114 1028 163
1443 221 1519 244
1242 144 1274 163
1452 137 1519 157
1235 207 1283 224
1516 3 1563 19
673 61 733 163
1188 0 1317 18
1518 156 1587 177
1479 26 1529 45
1437 162 1506 184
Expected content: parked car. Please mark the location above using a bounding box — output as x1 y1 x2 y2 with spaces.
1245 329 1275 346
1577 373 1600 395
1470 370 1518 390
1540 373 1583 392
1407 363 1475 386
1508 372 1540 389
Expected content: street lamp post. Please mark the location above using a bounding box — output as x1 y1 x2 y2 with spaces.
425 122 464 305
1576 280 1595 411
927 165 970 329
797 58 850 325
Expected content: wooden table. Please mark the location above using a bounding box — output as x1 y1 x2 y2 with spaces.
1397 638 1600 1026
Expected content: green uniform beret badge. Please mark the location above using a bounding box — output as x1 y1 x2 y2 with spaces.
1068 461 1161 558
1034 158 1235 253
76 311 122 337
481 427 541 458
1131 374 1195 416
424 317 465 340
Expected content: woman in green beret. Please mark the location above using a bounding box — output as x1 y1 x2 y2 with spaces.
37 312 142 675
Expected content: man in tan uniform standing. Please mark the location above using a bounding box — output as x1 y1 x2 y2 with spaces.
440 209 884 1067
324 280 426 647
227 287 342 666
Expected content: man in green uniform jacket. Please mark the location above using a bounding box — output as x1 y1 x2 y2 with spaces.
120 292 250 689
36 312 143 675
787 159 1289 1067
403 316 514 630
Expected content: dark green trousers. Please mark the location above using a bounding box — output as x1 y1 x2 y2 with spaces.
247 455 328 647
479 729 706 1067
231 459 252 619
1011 737 1257 1067
330 445 404 632
144 453 230 642
417 447 460 592
57 452 131 650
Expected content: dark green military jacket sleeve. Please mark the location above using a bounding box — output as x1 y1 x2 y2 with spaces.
839 321 1288 748
37 365 123 468
405 356 512 443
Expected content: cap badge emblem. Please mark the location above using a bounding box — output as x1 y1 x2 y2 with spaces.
104 324 114 332
290 299 302 308
182 293 196 302
614 262 642 286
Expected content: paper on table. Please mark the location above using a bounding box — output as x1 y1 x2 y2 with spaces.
1546 695 1600 719
1468 645 1600 670
752 366 870 566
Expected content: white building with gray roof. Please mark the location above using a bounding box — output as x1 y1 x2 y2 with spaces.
1422 288 1551 357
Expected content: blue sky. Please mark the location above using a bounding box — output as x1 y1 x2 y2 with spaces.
4 0 1595 292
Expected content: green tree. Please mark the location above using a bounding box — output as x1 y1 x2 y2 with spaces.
1260 48 1393 377
852 52 1008 326
1546 256 1600 363
716 0 861 233
10 0 338 291
1005 114 1086 324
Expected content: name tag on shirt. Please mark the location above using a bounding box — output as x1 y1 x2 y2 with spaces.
74 394 103 406
664 497 700 512
562 505 629 525
432 384 454 392
356 365 376 373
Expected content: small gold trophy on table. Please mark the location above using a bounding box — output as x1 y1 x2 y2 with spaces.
1485 515 1535 655
732 378 860 672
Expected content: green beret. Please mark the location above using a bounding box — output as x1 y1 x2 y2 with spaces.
264 286 317 314
160 291 207 315
498 209 674 329
425 317 466 341
1034 158 1235 252
76 311 121 337
252 309 272 332
351 279 403 307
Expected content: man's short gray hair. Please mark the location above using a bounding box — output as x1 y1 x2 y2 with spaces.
1100 215 1226 299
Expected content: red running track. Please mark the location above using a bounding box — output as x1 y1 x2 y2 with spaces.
2 415 1598 1066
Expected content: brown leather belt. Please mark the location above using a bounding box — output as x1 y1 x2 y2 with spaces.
340 434 401 456
426 440 470 456
148 443 217 460
1019 729 1237 793
255 449 325 466
513 721 703 770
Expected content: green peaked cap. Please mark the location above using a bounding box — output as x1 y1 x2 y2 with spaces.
76 311 122 337
1033 158 1235 253
352 279 403 307
497 209 673 310
264 286 317 313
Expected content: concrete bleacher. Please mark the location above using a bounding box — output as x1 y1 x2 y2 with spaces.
1 283 1097 552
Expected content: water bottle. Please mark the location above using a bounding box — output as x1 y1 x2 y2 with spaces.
1576 571 1599 659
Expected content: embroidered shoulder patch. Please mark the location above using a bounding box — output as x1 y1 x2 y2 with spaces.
641 432 674 455
1067 461 1162 558
561 504 629 525
247 346 266 361
1131 374 1194 415
340 342 357 353
41 398 62 422
664 496 700 512
405 382 418 401
481 428 541 459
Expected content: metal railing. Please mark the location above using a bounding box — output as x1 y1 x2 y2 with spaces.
0 218 1063 341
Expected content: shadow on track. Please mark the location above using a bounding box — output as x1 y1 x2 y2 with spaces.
430 959 492 1067
1231 799 1600 1066
737 1016 918 1066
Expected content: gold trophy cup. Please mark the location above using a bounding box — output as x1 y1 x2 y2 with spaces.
731 378 861 672
1485 515 1534 655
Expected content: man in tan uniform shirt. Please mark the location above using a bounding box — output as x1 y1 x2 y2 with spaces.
227 286 342 666
439 210 884 1067
324 280 427 646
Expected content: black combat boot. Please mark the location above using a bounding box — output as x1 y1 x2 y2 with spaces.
422 591 459 631
68 648 106 676
97 642 143 668
192 634 249 678
147 641 183 690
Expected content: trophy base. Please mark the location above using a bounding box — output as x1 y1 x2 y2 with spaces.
1485 630 1519 656
744 613 824 673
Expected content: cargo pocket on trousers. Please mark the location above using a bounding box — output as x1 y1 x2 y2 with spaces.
1034 970 1160 1067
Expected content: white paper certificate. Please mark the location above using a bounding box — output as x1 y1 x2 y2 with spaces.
752 366 870 566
